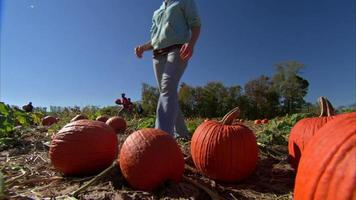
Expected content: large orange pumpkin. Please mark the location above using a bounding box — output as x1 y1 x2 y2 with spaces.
119 128 184 191
106 116 127 133
42 116 58 126
294 112 356 200
191 107 258 182
50 120 118 176
288 97 335 169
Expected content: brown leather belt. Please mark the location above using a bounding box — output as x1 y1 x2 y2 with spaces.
153 44 183 58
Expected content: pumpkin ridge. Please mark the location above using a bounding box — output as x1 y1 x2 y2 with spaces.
217 125 225 177
310 133 355 200
191 124 202 171
230 126 241 178
322 138 355 199
200 123 217 173
236 126 245 178
214 124 225 179
227 126 234 178
198 122 213 173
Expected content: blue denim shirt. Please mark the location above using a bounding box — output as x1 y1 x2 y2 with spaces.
150 0 201 50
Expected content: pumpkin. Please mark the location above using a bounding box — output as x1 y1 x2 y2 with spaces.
191 107 258 182
96 115 109 123
50 120 118 176
254 119 262 125
288 97 335 169
42 116 58 126
106 116 127 133
261 119 268 124
70 114 88 122
294 112 356 200
119 128 184 191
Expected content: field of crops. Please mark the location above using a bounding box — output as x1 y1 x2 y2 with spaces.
0 102 354 200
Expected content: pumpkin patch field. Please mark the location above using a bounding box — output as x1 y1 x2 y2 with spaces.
0 102 355 200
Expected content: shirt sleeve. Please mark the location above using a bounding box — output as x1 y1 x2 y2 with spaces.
183 0 201 28
150 15 157 35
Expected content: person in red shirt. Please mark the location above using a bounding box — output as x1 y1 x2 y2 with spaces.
115 93 131 115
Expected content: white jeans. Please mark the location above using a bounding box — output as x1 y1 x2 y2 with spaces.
153 48 189 137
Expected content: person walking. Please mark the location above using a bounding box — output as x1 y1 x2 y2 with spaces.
134 0 201 138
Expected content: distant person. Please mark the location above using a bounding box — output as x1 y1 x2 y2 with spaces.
127 98 134 113
115 93 131 115
22 102 33 112
134 0 201 139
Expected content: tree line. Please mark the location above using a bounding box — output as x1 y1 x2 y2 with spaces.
141 61 315 119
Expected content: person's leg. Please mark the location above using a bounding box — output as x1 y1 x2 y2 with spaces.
153 56 167 94
174 108 190 138
154 49 188 136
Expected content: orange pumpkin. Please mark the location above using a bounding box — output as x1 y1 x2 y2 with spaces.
119 128 184 191
96 115 109 123
50 120 118 176
294 112 356 200
106 116 127 133
70 114 88 122
42 116 58 126
288 97 335 169
191 107 258 182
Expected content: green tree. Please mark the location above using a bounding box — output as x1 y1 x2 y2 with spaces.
244 75 280 119
223 85 243 113
272 61 309 114
141 83 159 115
178 83 196 117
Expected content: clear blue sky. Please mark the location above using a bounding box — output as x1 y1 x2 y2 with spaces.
1 0 355 108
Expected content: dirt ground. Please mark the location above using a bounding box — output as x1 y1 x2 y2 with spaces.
1 125 295 200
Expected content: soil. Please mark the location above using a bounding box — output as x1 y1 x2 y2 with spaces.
1 124 295 200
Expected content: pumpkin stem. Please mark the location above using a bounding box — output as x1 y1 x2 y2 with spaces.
220 107 240 125
325 97 335 116
318 97 335 117
71 161 118 197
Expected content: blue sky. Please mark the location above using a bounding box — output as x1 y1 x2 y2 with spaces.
1 0 355 108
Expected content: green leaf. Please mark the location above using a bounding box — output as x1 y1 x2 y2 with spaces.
31 112 44 125
0 103 10 116
137 117 155 129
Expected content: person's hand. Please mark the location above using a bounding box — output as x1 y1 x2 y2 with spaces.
180 43 194 62
135 45 144 58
